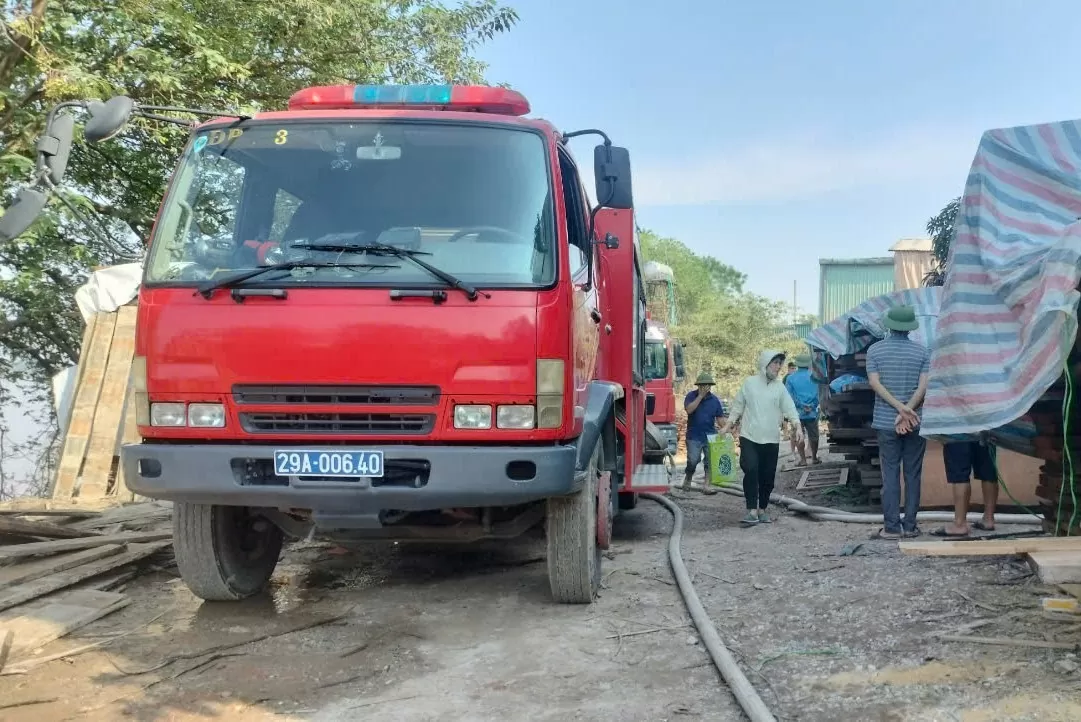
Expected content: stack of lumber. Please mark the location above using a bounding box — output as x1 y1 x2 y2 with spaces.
820 351 880 500
0 500 172 674
51 305 142 504
1024 379 1081 538
900 535 1081 584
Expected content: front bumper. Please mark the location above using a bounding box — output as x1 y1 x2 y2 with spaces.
121 442 580 516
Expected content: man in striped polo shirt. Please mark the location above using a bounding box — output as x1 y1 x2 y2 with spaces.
866 306 931 540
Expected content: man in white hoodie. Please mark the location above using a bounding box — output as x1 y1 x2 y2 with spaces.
720 350 803 526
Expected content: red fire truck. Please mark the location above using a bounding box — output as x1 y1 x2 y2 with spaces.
644 319 685 455
1 84 673 604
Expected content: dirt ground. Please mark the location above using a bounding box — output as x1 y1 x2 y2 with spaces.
2 448 1080 721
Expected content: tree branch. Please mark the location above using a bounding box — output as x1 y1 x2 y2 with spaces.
0 0 48 90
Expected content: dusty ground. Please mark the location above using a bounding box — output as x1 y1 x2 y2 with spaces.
2 448 1079 721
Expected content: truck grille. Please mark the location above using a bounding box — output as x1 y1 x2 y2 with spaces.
240 412 436 435
232 385 440 406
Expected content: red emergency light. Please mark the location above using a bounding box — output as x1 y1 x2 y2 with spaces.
287 84 531 116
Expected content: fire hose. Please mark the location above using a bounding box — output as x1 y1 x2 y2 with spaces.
642 493 777 722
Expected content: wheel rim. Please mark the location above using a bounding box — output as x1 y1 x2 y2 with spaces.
231 509 272 562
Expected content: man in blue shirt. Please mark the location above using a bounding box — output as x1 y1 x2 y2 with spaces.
784 353 820 466
682 371 727 493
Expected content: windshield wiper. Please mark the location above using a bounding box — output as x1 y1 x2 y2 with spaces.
291 241 484 301
194 260 399 299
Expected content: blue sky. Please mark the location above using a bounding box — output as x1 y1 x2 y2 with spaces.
476 0 1081 317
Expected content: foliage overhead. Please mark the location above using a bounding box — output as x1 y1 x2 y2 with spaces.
923 196 960 287
638 229 801 398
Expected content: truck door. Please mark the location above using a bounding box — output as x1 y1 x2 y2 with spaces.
557 146 600 432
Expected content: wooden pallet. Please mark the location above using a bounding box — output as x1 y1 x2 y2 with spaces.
796 466 849 491
51 306 141 503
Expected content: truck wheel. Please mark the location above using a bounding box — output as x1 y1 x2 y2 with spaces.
173 503 283 601
546 445 602 604
618 492 639 510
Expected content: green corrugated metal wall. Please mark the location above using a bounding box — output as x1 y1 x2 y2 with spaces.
819 259 894 324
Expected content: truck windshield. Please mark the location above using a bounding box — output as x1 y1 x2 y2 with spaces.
643 340 669 380
145 121 555 288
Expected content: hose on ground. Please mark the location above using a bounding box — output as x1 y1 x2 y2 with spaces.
711 486 1042 525
642 492 777 722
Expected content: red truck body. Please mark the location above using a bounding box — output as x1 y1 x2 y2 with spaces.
644 319 683 454
104 84 671 603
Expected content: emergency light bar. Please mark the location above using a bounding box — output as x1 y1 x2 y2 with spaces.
287 84 531 116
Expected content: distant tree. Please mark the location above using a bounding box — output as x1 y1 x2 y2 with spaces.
923 197 960 287
638 228 796 397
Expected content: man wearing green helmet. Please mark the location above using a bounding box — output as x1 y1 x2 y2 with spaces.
682 370 728 492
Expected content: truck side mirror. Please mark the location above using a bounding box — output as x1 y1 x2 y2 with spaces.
38 113 75 185
0 189 49 242
645 393 656 416
593 144 633 210
673 342 686 380
84 96 135 144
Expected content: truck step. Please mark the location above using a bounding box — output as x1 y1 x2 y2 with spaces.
626 463 672 492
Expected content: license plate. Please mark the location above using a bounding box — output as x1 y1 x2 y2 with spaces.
273 450 384 478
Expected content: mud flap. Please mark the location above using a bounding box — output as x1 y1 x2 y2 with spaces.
596 470 612 550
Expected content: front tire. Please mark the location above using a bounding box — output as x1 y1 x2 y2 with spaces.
546 446 602 604
173 503 284 601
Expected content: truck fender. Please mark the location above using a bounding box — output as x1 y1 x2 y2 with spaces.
574 381 623 482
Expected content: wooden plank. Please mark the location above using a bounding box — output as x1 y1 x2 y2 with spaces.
900 536 1081 557
0 545 125 588
1058 583 1081 600
0 517 101 540
70 502 171 531
52 312 119 499
0 531 170 566
78 306 138 499
0 590 128 662
1028 551 1081 584
0 541 170 613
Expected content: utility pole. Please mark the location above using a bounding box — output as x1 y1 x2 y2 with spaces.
792 280 797 325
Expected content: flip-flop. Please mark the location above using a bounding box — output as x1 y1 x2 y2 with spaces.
930 527 970 539
973 520 996 532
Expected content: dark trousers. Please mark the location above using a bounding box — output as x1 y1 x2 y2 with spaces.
877 429 927 533
740 438 779 510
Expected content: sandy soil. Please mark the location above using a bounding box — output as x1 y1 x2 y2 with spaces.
2 449 1078 721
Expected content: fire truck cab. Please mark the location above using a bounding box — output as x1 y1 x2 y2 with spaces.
0 84 674 606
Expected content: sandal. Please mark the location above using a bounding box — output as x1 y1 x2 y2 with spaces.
872 527 901 540
973 520 995 532
930 527 970 539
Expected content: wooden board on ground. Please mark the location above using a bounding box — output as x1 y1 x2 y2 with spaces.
53 312 119 499
900 536 1081 557
0 517 102 540
0 530 171 566
1028 551 1081 584
797 466 849 491
69 502 171 531
0 541 170 613
0 545 125 588
0 589 128 663
78 306 138 499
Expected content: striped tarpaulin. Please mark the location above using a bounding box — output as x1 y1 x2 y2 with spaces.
805 286 942 362
921 120 1081 444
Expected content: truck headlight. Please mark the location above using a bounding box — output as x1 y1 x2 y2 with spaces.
497 405 535 430
454 404 492 429
150 402 186 427
188 403 226 428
